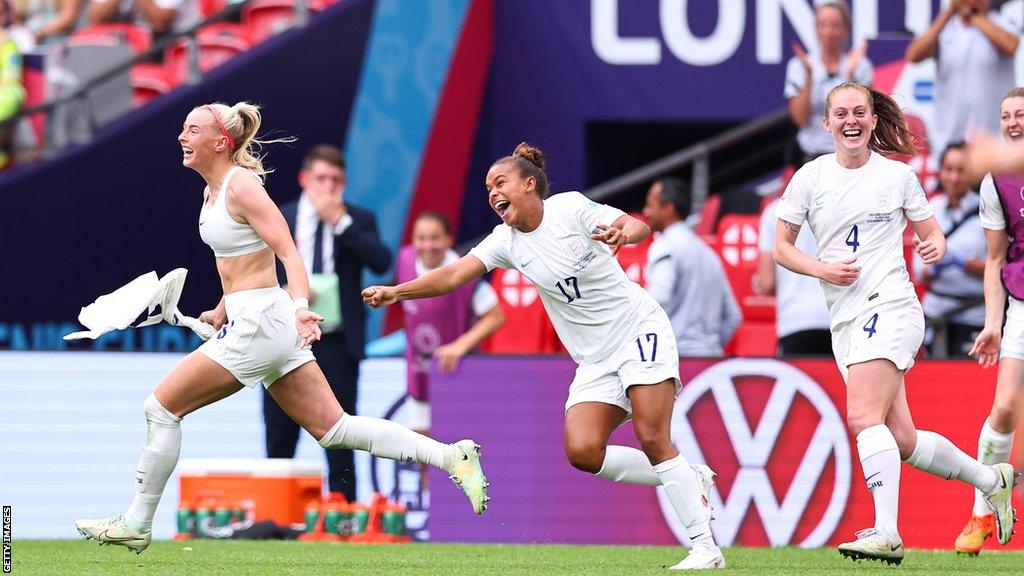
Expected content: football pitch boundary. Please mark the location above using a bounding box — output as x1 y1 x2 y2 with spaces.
8 540 1024 575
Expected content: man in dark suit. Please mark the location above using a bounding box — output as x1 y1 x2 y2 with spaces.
267 144 392 502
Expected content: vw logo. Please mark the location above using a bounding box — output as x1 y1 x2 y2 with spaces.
658 359 851 547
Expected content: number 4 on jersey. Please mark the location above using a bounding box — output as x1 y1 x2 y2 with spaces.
863 313 878 338
846 225 859 253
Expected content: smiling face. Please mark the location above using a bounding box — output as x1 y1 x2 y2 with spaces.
178 108 227 170
1000 96 1024 144
824 87 877 157
485 160 540 229
412 217 452 269
816 5 848 54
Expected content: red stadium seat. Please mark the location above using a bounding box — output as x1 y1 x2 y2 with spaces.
242 0 331 43
724 321 777 357
165 24 254 83
616 212 654 286
70 23 152 55
481 268 565 354
693 193 721 237
714 214 775 323
130 63 176 107
199 0 229 17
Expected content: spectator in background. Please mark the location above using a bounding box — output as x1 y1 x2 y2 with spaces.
88 0 199 39
642 178 741 357
397 211 504 492
785 0 873 165
21 0 87 45
266 144 392 503
914 142 985 357
0 0 26 169
756 197 831 356
398 212 505 438
906 0 1019 159
3 0 36 50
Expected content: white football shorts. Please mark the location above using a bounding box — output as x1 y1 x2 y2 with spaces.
1000 297 1024 361
199 286 315 388
832 296 924 383
565 308 681 417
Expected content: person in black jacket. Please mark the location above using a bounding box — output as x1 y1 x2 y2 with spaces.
267 143 392 501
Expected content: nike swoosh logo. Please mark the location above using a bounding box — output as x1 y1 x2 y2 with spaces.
890 544 901 552
520 259 535 267
98 530 141 542
865 472 881 482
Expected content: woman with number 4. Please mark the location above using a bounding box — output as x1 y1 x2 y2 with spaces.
364 143 723 570
774 82 1018 565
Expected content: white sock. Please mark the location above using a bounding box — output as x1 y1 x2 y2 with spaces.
126 394 181 532
972 419 1015 516
654 453 714 548
856 425 901 533
319 414 449 471
905 430 999 495
596 445 660 486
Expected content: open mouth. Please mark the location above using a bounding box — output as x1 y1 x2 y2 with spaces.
494 199 510 217
182 147 195 159
842 129 862 139
1009 130 1023 142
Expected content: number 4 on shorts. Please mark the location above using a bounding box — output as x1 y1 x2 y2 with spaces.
863 313 878 338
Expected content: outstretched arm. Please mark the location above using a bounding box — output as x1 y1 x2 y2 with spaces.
363 254 487 308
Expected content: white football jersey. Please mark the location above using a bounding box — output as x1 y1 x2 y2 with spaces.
469 191 662 363
978 174 1006 231
777 153 932 327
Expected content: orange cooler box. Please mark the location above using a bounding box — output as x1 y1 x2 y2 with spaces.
178 459 323 525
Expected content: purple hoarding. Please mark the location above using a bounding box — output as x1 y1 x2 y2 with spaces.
429 356 679 544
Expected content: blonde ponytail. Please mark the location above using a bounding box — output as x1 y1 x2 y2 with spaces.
200 102 295 181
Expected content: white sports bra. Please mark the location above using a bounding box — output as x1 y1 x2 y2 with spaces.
198 166 269 257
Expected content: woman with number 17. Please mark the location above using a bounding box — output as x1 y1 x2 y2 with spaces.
774 82 1018 565
364 143 723 571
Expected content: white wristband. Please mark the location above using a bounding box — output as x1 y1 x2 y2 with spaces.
293 298 310 311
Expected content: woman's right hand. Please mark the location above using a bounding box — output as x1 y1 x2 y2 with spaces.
362 286 398 308
199 308 227 330
816 257 860 286
970 326 1002 368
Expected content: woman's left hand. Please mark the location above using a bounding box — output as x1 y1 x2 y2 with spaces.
591 224 628 255
295 308 324 348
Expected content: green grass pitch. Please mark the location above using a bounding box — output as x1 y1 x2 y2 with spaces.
9 540 1024 575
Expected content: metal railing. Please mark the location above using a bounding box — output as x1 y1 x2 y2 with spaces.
0 0 313 157
584 108 791 212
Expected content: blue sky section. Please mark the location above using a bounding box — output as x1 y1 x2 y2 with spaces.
343 0 471 342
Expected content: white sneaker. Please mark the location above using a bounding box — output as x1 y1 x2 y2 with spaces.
75 514 151 554
691 464 716 521
669 545 726 570
837 528 903 565
983 462 1021 545
448 439 489 514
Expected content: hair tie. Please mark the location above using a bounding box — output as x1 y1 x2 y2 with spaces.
203 105 236 151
